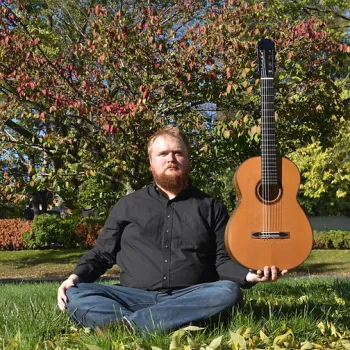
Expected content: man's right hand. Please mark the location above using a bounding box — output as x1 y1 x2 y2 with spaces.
57 274 80 312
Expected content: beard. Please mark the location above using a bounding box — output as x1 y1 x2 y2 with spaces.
152 164 189 195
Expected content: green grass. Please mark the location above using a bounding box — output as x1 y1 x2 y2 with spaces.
0 249 349 279
0 250 349 348
292 250 350 276
0 249 119 279
0 278 349 349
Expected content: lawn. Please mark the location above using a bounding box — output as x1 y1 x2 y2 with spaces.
0 250 349 349
0 249 119 280
0 278 349 349
0 249 349 279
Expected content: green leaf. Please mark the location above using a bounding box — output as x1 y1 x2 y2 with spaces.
301 341 315 350
273 329 293 346
169 330 186 350
85 345 106 350
207 335 222 350
180 326 204 332
229 331 247 350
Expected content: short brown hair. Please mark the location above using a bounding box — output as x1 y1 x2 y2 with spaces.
148 125 190 156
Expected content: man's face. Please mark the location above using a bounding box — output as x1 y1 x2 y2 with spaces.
149 135 190 194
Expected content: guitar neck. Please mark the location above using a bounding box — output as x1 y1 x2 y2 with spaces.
261 77 277 185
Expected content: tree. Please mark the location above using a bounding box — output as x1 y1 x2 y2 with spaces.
0 0 348 216
288 118 350 215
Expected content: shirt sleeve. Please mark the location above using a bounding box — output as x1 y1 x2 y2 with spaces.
213 200 255 288
73 199 128 282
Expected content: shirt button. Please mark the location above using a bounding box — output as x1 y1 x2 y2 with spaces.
167 215 171 218
165 244 168 248
164 259 168 263
166 229 169 233
163 276 167 280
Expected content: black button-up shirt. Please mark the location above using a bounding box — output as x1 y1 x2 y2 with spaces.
74 183 251 290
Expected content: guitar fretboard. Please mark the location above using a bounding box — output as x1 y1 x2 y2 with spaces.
261 77 277 186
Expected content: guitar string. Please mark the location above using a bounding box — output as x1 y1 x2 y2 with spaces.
261 58 265 239
268 76 273 237
262 70 276 238
263 73 268 238
267 72 281 237
267 76 275 237
262 65 268 239
262 55 266 239
266 77 270 238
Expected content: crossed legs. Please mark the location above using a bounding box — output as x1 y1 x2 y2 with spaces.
66 280 242 334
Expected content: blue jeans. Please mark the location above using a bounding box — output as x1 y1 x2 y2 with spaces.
66 280 242 334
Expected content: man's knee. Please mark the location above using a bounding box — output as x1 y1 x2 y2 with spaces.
65 286 80 312
66 283 99 301
66 284 94 312
215 280 243 308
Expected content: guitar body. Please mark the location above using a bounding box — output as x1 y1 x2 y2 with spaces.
225 156 313 270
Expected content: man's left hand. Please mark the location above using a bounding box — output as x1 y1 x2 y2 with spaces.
245 266 288 283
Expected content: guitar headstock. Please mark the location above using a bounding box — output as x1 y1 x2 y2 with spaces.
257 39 276 78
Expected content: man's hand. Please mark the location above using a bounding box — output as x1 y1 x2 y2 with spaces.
57 274 80 312
245 266 288 283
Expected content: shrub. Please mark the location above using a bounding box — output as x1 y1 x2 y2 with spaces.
0 216 103 250
22 230 37 249
0 219 32 250
24 214 80 249
74 217 103 248
313 230 350 249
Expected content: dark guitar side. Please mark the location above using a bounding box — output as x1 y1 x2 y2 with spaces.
224 156 313 271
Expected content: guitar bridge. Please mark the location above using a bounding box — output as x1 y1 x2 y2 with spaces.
251 232 290 239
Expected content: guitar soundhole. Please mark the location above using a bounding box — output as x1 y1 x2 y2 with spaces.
256 182 282 204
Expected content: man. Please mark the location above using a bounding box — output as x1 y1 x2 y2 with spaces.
57 125 287 334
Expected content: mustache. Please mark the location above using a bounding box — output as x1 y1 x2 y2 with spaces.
165 163 180 169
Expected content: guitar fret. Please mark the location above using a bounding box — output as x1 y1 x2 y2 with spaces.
260 42 279 190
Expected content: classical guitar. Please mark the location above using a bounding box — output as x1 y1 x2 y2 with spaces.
224 39 313 271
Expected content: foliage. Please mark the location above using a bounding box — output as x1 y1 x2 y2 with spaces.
77 175 120 220
166 323 350 350
0 219 31 250
261 0 350 40
288 118 350 215
0 215 102 250
74 216 103 248
24 213 79 249
313 230 350 249
0 200 25 219
0 0 349 215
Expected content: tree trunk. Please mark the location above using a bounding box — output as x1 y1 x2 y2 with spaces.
32 192 41 217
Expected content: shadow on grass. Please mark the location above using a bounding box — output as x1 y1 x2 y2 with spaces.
0 249 86 267
293 261 349 275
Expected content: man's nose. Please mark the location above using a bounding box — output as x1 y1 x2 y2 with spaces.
166 152 176 162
